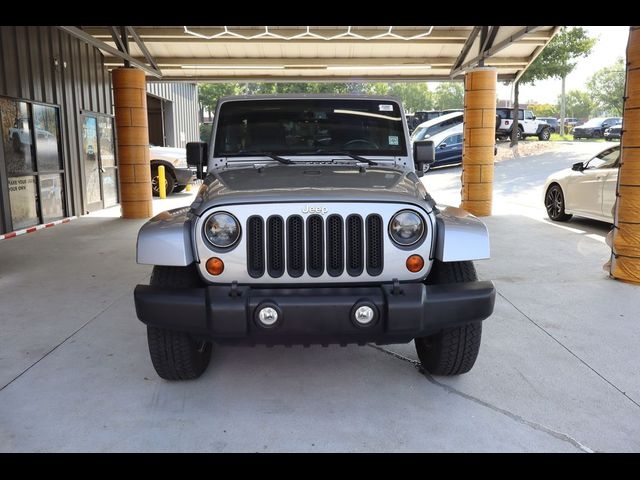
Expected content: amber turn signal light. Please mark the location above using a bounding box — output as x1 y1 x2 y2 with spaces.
206 257 224 275
406 254 424 272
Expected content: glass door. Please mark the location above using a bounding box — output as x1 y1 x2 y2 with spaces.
82 114 118 211
98 116 118 208
82 116 102 211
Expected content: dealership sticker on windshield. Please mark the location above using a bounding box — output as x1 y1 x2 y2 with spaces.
379 104 394 111
388 135 399 145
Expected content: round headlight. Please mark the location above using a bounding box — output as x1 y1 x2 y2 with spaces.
389 210 424 246
204 212 240 249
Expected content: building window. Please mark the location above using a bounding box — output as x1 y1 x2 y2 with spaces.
1 96 66 231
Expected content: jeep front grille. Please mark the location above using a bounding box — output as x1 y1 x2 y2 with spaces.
247 213 383 280
247 216 265 278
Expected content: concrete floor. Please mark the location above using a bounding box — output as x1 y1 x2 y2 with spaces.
1 142 639 452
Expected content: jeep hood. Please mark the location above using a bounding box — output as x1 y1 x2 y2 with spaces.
190 165 433 215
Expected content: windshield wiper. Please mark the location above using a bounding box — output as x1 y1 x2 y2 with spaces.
231 151 295 165
312 150 378 166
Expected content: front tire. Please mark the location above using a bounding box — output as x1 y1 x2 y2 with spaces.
545 184 572 222
415 261 483 376
146 265 212 380
538 127 551 141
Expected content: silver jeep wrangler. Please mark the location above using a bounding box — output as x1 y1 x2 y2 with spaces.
134 95 495 380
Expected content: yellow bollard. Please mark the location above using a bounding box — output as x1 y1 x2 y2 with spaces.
158 165 167 199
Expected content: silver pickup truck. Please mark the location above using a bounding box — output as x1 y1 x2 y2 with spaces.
134 95 495 381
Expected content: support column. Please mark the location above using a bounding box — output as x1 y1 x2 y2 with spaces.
610 26 640 284
112 67 153 219
461 68 497 217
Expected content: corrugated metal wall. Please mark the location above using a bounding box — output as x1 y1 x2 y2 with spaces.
146 82 199 148
0 26 112 228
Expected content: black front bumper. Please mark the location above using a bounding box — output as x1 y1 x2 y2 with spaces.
134 281 495 346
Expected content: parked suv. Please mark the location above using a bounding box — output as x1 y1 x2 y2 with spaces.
495 108 552 141
134 95 496 381
573 117 622 139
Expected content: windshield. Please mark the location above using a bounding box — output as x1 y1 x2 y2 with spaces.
213 99 407 157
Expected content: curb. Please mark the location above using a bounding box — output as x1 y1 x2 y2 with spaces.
0 216 77 241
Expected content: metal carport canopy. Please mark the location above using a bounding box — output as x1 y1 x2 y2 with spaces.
75 26 560 82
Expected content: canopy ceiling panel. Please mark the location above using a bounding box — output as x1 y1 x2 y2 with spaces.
72 25 560 82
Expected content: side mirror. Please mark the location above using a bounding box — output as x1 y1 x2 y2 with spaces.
532 115 537 120
186 142 207 180
438 143 447 149
413 140 435 177
572 162 585 171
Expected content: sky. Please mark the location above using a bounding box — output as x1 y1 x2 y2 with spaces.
495 26 630 105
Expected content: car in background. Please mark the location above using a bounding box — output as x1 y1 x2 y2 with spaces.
564 117 579 128
149 146 196 196
418 123 464 172
537 117 558 134
411 111 463 144
543 145 619 223
604 124 622 140
495 108 552 141
572 117 622 139
411 112 497 172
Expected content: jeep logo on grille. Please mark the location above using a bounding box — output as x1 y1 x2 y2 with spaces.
302 205 328 215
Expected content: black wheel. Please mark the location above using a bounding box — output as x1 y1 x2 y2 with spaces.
545 184 572 222
538 128 551 141
151 167 176 197
415 261 483 376
172 185 187 193
513 126 523 141
146 265 212 380
423 163 431 173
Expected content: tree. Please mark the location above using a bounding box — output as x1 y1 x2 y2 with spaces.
519 27 596 134
559 90 595 120
387 83 434 112
529 103 558 118
196 81 438 117
587 57 625 116
433 82 464 110
197 83 242 121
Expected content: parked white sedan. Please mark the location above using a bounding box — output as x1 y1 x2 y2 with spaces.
543 145 619 223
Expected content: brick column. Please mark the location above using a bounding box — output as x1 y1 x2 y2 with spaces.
610 26 640 284
461 67 497 217
112 68 153 219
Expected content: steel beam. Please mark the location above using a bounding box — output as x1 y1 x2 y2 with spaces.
57 26 162 78
450 26 546 77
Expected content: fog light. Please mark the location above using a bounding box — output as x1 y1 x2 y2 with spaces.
258 307 279 327
206 257 224 275
354 305 375 326
406 254 424 273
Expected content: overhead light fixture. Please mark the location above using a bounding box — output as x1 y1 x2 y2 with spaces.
180 64 430 70
327 65 432 71
183 26 435 41
180 65 283 70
